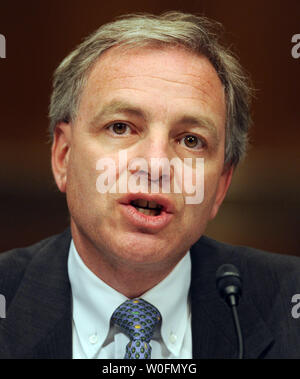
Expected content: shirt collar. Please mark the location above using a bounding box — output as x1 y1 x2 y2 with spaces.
141 252 191 356
68 239 191 357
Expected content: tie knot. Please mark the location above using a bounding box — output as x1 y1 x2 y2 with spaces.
111 298 161 342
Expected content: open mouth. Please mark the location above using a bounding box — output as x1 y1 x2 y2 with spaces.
130 199 163 216
119 194 174 230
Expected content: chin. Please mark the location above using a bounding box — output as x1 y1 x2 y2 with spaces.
112 233 172 262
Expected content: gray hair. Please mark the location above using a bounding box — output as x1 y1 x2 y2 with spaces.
49 11 253 166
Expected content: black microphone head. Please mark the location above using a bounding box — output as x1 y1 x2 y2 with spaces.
216 264 242 307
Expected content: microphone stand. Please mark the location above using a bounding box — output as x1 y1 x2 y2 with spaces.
216 264 244 359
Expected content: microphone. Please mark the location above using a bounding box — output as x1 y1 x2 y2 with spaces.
216 264 244 359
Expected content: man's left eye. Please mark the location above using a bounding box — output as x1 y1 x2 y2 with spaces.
107 122 131 135
179 135 206 150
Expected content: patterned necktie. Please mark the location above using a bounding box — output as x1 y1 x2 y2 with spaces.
111 298 161 359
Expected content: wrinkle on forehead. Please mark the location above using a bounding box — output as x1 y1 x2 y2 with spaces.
108 72 221 91
80 45 226 131
96 67 224 104
90 44 223 87
100 74 220 99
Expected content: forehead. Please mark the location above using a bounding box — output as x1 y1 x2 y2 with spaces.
78 45 226 129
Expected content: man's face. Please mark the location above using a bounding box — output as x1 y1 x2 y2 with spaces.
52 45 232 272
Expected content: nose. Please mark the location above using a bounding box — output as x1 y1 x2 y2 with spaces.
129 131 175 190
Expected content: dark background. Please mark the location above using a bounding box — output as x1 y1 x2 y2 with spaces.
0 0 299 255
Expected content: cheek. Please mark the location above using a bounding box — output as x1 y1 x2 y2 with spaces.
67 145 130 210
181 167 223 229
183 165 221 213
181 158 223 206
203 154 225 189
179 201 212 244
66 146 99 201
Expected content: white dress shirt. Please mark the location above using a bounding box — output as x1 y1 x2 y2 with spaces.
68 240 192 359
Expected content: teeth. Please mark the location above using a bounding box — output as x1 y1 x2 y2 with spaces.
131 199 162 210
148 201 160 209
135 207 160 216
132 199 148 208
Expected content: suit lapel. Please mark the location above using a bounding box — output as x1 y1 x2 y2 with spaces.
0 230 275 359
190 237 274 359
0 229 73 358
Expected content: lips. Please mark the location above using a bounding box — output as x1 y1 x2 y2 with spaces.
118 193 175 231
119 193 175 214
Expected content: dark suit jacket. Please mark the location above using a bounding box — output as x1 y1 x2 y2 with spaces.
0 228 300 359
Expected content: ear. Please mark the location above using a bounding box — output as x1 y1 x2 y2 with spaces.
51 122 72 193
209 164 234 220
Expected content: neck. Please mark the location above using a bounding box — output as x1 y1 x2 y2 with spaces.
90 259 175 298
71 225 181 298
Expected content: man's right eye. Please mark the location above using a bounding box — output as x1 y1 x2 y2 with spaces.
106 122 132 136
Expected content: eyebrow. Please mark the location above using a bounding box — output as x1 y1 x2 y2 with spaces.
90 100 149 128
175 114 220 142
89 99 220 142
